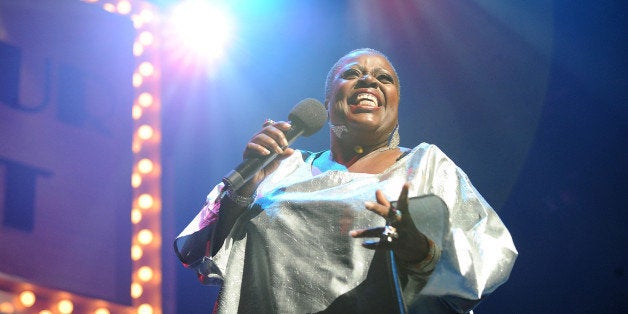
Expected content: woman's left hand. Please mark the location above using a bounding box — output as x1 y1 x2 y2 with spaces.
350 183 431 263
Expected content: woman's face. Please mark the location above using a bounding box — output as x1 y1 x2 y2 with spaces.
326 51 400 140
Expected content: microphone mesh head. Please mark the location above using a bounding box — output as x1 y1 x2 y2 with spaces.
288 98 327 136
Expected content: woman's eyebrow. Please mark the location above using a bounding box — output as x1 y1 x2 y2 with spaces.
342 63 363 71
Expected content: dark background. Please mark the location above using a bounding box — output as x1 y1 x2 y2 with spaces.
154 0 627 313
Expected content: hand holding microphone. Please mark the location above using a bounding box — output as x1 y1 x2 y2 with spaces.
222 98 327 194
237 119 293 194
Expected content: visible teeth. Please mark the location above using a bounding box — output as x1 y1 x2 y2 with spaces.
357 100 376 107
355 93 378 105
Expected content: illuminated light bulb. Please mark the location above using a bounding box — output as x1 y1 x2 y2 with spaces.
132 15 144 29
117 0 132 15
58 299 74 314
137 125 154 140
138 194 154 209
131 209 142 224
132 173 142 188
94 308 110 314
132 105 143 119
139 9 155 24
139 31 154 46
137 229 154 245
138 62 154 77
138 92 153 108
102 3 115 13
132 142 142 154
131 244 143 260
137 266 153 282
0 302 15 313
133 72 144 87
130 282 143 299
137 158 154 174
133 43 144 57
137 303 153 314
40 311 53 314
19 290 36 307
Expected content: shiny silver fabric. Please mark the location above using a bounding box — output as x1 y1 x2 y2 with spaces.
176 143 517 313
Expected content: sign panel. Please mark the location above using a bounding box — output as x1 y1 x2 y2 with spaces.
0 0 134 304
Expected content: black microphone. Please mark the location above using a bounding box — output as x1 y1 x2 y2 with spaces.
222 98 327 191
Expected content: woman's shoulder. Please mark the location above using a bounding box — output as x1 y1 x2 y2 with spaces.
405 142 442 155
401 143 454 165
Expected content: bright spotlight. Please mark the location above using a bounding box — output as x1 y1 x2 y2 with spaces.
168 0 235 62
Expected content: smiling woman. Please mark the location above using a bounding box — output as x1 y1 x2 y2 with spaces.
174 48 517 313
325 49 401 168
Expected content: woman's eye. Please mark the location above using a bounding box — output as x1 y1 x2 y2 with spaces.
342 69 360 78
378 74 393 83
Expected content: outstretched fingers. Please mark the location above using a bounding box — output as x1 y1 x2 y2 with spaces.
396 183 410 217
350 183 414 250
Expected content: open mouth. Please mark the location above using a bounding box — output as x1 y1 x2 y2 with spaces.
349 92 380 111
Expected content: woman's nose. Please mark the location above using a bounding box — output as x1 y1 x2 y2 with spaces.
358 74 377 86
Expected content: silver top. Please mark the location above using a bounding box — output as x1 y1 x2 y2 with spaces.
177 143 517 313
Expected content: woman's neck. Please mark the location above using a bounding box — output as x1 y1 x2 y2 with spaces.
330 138 398 169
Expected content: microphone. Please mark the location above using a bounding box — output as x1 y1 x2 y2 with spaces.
222 98 327 191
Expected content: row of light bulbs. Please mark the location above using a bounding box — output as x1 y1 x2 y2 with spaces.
0 291 117 314
129 0 162 312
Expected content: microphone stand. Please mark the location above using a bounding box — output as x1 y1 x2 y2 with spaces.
388 251 407 314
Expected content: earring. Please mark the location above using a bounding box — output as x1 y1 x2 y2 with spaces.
387 124 400 149
330 122 348 139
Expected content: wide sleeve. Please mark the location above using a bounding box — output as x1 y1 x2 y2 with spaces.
173 182 227 285
406 144 518 312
